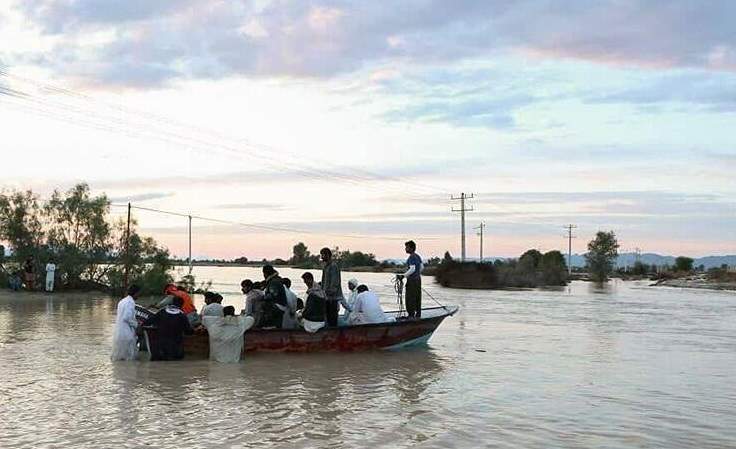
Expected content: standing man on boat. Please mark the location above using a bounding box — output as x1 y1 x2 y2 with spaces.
320 247 343 327
399 240 423 319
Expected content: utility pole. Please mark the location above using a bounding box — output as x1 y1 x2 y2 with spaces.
451 193 474 261
475 221 486 262
564 224 577 276
188 215 193 274
123 202 132 291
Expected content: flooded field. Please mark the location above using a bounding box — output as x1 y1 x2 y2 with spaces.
1 268 735 448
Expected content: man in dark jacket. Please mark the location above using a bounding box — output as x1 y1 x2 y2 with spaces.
143 296 194 360
261 265 288 328
320 247 343 327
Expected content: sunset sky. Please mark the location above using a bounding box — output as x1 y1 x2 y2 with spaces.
1 1 734 260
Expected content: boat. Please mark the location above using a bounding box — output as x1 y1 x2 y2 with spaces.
137 305 458 357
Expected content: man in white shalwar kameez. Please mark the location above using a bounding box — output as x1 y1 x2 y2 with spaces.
45 259 56 292
348 285 389 325
111 285 142 361
203 306 255 363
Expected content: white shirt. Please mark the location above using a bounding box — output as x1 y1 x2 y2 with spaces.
203 315 254 363
349 291 388 325
201 302 224 317
111 295 139 361
46 263 56 274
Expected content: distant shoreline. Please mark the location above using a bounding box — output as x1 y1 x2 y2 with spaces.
652 278 736 291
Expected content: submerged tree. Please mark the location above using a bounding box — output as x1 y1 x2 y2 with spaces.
0 183 174 292
585 231 620 282
674 256 694 272
540 250 568 285
44 184 112 288
0 189 44 263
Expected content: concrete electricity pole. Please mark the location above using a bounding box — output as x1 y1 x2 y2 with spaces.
564 224 577 275
451 193 474 262
475 221 486 262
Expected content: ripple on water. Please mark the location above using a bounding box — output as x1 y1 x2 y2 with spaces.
2 278 736 448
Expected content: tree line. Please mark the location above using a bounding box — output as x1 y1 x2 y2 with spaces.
0 183 172 294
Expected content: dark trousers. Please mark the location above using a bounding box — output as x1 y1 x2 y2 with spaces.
325 299 339 327
262 304 284 328
405 277 422 318
150 337 185 361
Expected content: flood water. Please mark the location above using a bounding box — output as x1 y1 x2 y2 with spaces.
1 267 735 448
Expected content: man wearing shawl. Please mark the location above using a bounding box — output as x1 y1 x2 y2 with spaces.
281 278 299 329
143 296 194 361
202 306 255 363
299 272 326 333
341 278 359 323
261 265 288 328
111 284 142 361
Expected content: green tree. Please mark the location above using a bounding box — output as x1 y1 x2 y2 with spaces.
518 249 542 273
585 231 620 282
1 183 176 293
335 249 378 267
291 242 309 264
540 250 568 285
106 220 173 295
44 184 112 287
674 256 694 272
631 261 649 276
0 189 44 262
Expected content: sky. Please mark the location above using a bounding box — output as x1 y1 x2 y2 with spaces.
0 0 735 260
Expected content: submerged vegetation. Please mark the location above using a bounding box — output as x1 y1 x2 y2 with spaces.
435 250 569 289
585 231 620 283
0 183 172 294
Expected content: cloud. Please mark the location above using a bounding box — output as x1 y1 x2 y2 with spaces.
586 71 736 112
10 1 736 88
108 191 175 202
215 203 288 211
382 94 536 129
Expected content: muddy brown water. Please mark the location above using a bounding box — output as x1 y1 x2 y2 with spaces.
1 267 735 448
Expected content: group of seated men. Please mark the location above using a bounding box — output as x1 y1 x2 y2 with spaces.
240 265 389 333
139 265 389 362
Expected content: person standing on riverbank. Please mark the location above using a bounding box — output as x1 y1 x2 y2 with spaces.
401 241 423 318
45 258 56 292
23 256 35 291
320 247 343 327
111 284 141 361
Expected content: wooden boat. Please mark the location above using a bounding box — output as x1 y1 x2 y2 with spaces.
138 305 458 357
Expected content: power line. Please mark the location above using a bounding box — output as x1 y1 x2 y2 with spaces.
451 193 474 261
0 68 445 198
113 203 441 242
